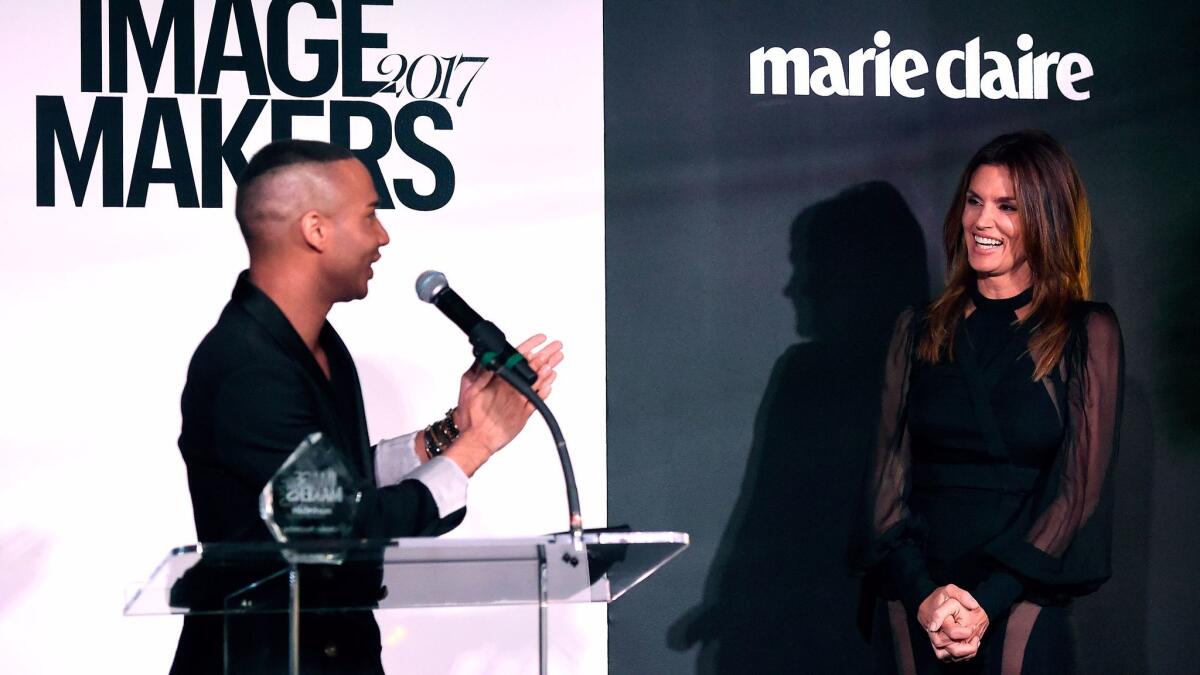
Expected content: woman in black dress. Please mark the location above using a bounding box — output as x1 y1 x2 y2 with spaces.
857 131 1123 673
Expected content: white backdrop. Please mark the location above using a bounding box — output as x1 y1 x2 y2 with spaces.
0 1 605 672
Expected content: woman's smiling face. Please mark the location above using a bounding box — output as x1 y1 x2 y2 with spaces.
961 163 1031 295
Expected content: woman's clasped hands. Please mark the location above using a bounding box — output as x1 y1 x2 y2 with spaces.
917 584 990 662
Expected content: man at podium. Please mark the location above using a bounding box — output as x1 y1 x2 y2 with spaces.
170 140 562 674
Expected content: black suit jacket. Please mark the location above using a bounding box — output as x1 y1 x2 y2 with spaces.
171 272 462 674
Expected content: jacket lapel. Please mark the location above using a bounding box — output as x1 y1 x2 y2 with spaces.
232 272 332 389
321 325 375 484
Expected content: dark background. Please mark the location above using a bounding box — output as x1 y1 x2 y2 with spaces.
604 1 1199 673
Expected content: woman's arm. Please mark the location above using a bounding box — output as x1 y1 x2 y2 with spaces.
982 304 1124 599
854 308 937 615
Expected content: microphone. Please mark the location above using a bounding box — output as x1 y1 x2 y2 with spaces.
416 270 585 549
415 271 538 386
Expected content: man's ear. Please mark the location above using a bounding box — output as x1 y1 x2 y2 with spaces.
299 210 327 252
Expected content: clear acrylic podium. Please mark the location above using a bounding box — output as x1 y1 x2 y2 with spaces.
125 531 688 674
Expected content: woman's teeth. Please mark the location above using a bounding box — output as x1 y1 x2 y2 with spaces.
974 234 1002 248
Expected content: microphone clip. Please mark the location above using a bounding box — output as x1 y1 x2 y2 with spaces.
469 321 538 386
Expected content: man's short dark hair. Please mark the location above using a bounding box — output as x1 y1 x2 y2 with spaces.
234 139 356 233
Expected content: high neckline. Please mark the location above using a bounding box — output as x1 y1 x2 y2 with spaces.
969 284 1033 315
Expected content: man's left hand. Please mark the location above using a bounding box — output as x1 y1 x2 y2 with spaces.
450 334 564 469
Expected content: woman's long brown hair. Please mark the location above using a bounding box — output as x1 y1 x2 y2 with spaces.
917 130 1091 380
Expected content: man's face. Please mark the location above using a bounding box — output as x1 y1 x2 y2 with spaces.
320 159 389 302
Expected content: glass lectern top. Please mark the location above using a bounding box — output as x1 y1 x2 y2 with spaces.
124 531 688 617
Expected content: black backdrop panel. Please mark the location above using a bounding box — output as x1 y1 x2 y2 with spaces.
605 1 1200 673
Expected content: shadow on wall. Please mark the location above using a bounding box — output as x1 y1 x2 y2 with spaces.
667 182 929 673
1156 223 1200 450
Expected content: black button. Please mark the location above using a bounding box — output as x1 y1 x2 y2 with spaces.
324 642 338 658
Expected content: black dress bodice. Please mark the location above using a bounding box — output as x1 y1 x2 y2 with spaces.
908 286 1064 470
902 287 1066 588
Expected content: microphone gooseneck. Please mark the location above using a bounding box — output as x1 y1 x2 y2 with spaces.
494 366 584 550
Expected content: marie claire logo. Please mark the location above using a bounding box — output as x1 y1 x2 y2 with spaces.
35 0 485 210
750 31 1092 101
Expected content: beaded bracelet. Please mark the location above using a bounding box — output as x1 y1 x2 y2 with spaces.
423 408 461 460
442 408 460 439
422 424 443 460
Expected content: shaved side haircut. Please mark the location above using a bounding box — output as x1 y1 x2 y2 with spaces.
234 140 356 242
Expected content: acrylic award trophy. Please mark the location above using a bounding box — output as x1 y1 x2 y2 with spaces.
259 432 365 564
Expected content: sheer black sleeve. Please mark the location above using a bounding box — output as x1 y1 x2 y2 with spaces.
982 304 1124 601
853 308 937 614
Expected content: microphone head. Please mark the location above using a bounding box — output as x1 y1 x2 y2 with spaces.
415 270 448 303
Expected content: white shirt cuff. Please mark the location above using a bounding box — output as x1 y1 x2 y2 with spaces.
374 432 422 487
407 456 469 516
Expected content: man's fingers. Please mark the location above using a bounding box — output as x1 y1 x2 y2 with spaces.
534 371 558 398
515 334 548 356
528 343 564 371
540 346 565 368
